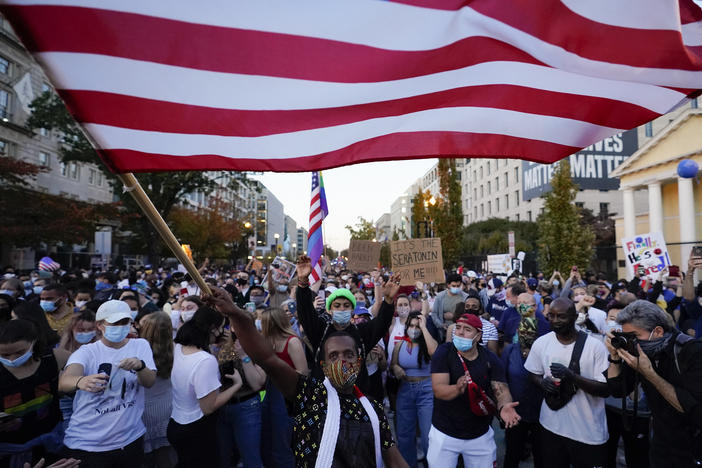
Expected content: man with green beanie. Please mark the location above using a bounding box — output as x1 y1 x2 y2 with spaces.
295 256 400 396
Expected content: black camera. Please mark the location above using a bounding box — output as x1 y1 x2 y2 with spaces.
611 331 639 356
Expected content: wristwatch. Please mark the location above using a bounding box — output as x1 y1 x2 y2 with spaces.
242 356 252 364
607 355 622 364
136 359 146 371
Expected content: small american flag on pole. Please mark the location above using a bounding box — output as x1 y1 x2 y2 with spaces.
308 171 328 284
0 0 700 173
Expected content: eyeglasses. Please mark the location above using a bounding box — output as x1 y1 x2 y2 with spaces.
465 305 480 311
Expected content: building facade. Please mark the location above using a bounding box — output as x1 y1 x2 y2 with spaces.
611 101 701 279
375 212 391 241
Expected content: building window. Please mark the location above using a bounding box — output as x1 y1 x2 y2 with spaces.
42 82 51 93
0 89 10 120
38 151 50 166
505 195 509 210
480 185 484 198
527 211 532 221
473 170 477 182
645 122 653 137
488 201 492 214
480 204 484 217
495 177 499 191
69 162 79 180
496 198 500 211
487 163 491 176
0 139 8 156
575 202 584 209
487 182 491 194
474 206 477 219
504 172 509 186
515 190 520 206
60 162 67 177
691 98 698 109
480 167 484 178
88 168 96 185
514 167 519 183
0 57 9 75
516 213 520 221
473 188 477 200
599 202 609 216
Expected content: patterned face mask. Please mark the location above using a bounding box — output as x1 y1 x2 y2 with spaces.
322 357 362 390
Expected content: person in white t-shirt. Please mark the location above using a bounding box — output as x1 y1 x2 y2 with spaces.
525 297 610 468
167 306 241 468
58 300 157 468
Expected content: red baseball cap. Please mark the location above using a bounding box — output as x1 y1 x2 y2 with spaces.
456 313 483 331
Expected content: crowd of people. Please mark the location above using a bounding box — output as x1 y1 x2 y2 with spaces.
0 254 700 468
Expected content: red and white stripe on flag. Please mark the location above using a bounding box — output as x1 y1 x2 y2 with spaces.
1 0 700 173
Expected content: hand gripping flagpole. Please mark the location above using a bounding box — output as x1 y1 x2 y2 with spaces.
116 173 212 296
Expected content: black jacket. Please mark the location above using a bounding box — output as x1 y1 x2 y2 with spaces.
607 332 702 465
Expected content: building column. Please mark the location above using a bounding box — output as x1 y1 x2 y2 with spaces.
623 188 636 239
648 182 663 234
678 177 696 264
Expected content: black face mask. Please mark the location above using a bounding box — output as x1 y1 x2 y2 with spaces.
236 279 248 286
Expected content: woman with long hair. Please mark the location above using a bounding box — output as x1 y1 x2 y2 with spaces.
260 306 308 468
390 311 438 468
139 312 176 468
168 306 241 468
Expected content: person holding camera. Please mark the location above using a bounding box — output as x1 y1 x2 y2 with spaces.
605 299 702 467
525 298 610 468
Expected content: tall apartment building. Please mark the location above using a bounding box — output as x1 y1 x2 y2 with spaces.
375 213 391 241
461 127 649 226
296 227 308 256
252 183 285 257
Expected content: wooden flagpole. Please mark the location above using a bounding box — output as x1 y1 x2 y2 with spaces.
116 173 212 296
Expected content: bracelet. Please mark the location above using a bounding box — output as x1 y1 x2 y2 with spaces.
242 356 252 364
136 360 146 371
75 376 85 391
608 355 623 364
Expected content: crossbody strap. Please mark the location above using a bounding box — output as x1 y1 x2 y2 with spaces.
568 331 588 375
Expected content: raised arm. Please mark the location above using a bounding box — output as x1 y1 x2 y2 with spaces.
204 286 299 401
294 256 328 349
358 275 401 349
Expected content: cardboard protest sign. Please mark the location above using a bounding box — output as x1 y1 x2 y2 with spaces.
390 238 444 286
347 239 381 272
250 259 263 275
262 256 297 286
487 254 512 274
622 232 671 277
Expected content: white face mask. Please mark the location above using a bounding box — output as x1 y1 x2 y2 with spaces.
397 305 411 317
181 309 196 322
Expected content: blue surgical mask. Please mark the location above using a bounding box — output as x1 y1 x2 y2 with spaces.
0 344 34 368
130 310 138 320
251 295 265 305
0 289 14 296
40 300 57 313
74 331 96 344
449 287 462 295
276 285 288 293
452 335 474 352
505 299 513 307
33 286 44 295
103 325 130 343
356 300 367 308
23 281 32 288
95 282 110 291
552 280 560 287
332 310 352 327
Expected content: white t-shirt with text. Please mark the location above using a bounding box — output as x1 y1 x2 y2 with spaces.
524 331 609 445
170 344 221 424
64 339 156 451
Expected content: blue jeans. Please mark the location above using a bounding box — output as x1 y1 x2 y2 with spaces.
217 396 263 468
396 378 434 468
261 382 295 468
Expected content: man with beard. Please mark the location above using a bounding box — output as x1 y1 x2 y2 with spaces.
525 298 610 468
605 300 702 467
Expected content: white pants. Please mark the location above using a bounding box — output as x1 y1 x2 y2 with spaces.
426 425 496 468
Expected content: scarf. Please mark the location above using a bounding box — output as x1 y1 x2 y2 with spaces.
316 378 382 468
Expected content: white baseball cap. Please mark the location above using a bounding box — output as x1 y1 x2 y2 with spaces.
96 300 133 323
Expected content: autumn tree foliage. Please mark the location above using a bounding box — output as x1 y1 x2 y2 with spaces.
168 198 243 260
0 157 121 247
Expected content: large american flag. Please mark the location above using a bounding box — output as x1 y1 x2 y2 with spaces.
308 171 328 283
1 0 701 173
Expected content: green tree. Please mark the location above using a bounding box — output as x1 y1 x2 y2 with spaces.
434 158 463 267
345 217 376 240
410 188 431 238
26 91 218 264
537 160 595 274
462 218 538 255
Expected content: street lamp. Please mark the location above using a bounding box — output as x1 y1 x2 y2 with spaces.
423 196 437 237
274 233 280 256
292 242 297 259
